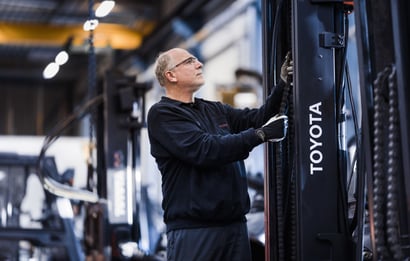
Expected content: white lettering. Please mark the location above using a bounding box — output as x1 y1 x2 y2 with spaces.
309 125 322 139
309 102 323 175
309 102 322 116
310 164 323 173
309 138 322 151
310 150 323 163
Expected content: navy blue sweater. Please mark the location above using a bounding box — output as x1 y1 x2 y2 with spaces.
147 82 284 232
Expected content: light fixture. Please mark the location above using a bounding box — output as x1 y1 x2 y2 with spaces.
42 36 72 79
83 19 99 31
95 0 115 18
43 62 60 79
55 50 69 65
43 49 70 79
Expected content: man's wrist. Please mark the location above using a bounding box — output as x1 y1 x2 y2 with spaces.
255 129 266 142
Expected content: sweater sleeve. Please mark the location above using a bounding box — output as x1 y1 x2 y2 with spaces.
147 103 263 168
223 80 286 132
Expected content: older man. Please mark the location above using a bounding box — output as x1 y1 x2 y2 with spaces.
147 48 290 261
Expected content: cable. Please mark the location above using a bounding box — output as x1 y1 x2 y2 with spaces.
336 10 351 237
346 62 361 181
37 95 104 202
336 12 350 111
284 70 296 261
345 61 361 234
87 0 97 191
274 75 291 261
269 0 285 90
265 0 287 260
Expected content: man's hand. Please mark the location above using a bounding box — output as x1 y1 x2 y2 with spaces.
255 114 288 142
280 52 293 83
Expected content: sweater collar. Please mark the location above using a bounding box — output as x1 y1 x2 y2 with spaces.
161 96 201 107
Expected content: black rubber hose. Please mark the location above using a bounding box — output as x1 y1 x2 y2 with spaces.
336 11 352 237
274 74 291 261
269 0 287 259
286 77 296 261
345 60 362 234
37 95 104 186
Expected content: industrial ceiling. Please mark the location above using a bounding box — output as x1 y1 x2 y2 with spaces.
0 0 235 135
0 0 155 82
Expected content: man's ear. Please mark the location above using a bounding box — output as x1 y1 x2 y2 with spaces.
165 71 177 83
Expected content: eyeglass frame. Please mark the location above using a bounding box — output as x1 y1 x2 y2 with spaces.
168 56 198 71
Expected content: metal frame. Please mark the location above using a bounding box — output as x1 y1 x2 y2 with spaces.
263 0 355 260
292 1 353 260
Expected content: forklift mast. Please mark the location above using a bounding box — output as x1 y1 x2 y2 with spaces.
263 0 410 260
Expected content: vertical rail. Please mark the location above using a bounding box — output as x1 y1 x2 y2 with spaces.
292 0 352 260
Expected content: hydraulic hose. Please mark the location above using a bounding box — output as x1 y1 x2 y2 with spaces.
274 75 291 261
335 8 352 238
266 0 288 259
284 75 296 260
37 95 104 203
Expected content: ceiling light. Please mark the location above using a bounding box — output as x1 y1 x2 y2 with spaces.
43 62 59 79
83 19 99 31
55 50 69 65
95 0 115 18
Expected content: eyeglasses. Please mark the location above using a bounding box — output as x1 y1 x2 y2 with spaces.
168 56 198 71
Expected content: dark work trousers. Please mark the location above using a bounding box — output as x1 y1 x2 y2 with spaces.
166 222 252 261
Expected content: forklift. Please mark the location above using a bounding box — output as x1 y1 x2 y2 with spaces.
262 0 410 260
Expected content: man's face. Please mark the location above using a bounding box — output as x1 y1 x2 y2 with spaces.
167 49 204 91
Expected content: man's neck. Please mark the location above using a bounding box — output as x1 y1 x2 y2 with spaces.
166 90 194 103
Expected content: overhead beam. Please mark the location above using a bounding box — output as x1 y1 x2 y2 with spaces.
0 22 155 50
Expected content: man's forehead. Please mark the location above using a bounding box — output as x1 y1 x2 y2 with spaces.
168 48 190 58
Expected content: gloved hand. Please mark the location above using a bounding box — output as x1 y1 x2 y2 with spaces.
255 114 288 142
280 52 293 83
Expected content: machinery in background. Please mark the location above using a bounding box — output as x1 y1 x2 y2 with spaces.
0 69 268 261
0 153 90 260
247 172 267 261
88 72 166 261
0 72 165 260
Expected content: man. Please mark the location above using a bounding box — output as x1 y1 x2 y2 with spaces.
147 48 291 261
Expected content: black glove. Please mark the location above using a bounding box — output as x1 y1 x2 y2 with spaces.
280 52 293 83
255 114 288 142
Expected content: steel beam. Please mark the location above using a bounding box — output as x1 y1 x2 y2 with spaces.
0 22 154 50
292 0 353 260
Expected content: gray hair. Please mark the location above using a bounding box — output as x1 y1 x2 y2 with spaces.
155 52 172 86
